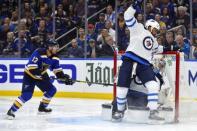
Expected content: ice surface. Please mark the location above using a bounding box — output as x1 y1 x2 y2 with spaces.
0 97 197 131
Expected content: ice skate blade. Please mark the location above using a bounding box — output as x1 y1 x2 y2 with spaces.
6 115 15 120
111 118 123 122
37 111 51 115
147 119 166 125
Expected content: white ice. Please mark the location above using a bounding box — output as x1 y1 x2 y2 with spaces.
1 97 197 131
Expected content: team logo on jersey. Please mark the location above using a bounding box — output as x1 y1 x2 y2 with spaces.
143 36 154 50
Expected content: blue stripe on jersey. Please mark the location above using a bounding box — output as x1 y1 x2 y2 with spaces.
122 52 150 66
148 93 158 96
127 20 137 27
148 99 158 102
125 17 134 22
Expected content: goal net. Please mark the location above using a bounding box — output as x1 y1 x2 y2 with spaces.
113 51 197 123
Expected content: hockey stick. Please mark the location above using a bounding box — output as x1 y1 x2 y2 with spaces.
50 76 113 86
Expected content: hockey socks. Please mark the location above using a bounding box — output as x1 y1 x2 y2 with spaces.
7 97 25 119
38 95 52 113
116 87 128 111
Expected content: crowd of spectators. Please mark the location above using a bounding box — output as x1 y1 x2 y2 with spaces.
0 0 197 59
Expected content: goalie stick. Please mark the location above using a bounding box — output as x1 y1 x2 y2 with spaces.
50 76 113 86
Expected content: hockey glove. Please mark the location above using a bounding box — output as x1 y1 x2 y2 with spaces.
131 0 143 10
63 74 74 85
56 71 74 85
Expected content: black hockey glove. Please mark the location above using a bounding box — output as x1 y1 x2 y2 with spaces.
63 74 74 85
131 0 143 9
56 71 74 85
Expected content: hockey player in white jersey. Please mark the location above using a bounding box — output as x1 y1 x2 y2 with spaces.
112 3 166 121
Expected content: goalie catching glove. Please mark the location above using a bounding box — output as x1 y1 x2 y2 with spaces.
55 71 74 85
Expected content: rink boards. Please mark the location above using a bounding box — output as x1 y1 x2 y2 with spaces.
0 58 197 100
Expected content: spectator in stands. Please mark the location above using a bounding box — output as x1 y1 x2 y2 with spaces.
2 32 15 55
26 18 38 37
87 0 100 17
10 11 18 27
192 0 197 20
193 46 197 59
1 17 16 32
54 5 68 37
105 5 116 25
0 23 10 50
35 6 49 25
86 24 98 42
12 30 32 57
136 12 144 24
22 2 36 18
175 35 190 59
97 28 109 46
192 35 197 59
157 36 163 45
119 27 130 51
151 0 161 14
0 3 11 19
193 35 197 47
31 19 49 49
99 35 116 57
160 0 176 24
68 4 81 27
87 39 100 58
155 13 166 29
105 20 115 41
77 28 85 49
145 3 155 20
193 18 197 28
62 0 73 14
117 12 127 51
164 31 179 51
95 13 106 34
74 0 85 18
66 38 84 58
161 7 171 29
193 28 197 36
175 6 190 29
160 23 167 37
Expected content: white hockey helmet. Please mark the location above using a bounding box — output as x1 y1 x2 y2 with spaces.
145 19 160 31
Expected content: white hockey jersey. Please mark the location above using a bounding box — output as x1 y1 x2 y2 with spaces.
124 6 163 63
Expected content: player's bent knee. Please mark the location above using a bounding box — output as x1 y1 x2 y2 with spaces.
144 81 159 92
20 92 33 102
47 86 57 97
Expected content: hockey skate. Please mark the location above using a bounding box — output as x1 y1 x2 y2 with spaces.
6 109 15 120
112 110 124 122
38 102 52 114
149 110 165 121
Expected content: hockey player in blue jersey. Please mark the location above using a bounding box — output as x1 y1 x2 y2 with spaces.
112 3 167 121
6 39 74 119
